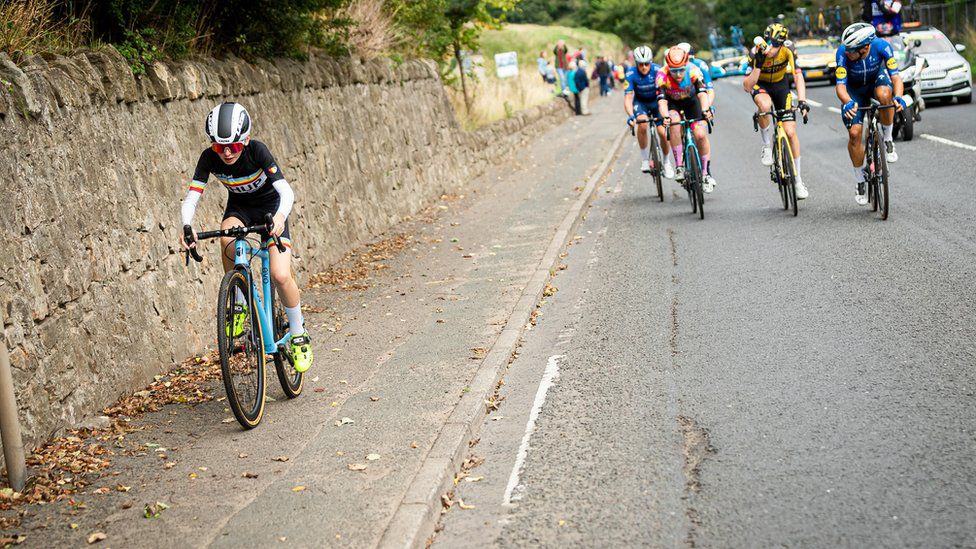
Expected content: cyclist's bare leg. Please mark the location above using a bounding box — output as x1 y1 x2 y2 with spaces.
269 247 299 309
656 123 670 157
875 85 894 126
693 122 710 156
667 110 683 165
635 114 650 150
753 93 773 130
784 120 800 158
220 216 246 274
847 124 865 167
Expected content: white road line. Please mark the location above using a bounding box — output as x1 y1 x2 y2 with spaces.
806 99 823 107
502 354 562 505
827 106 842 114
920 134 976 152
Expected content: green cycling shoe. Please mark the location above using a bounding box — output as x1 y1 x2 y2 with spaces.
287 332 314 373
226 303 248 338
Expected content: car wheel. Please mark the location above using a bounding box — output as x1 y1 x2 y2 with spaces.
901 110 914 141
959 93 972 104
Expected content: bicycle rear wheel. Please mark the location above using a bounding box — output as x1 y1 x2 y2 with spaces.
780 139 798 217
270 280 304 398
217 269 266 429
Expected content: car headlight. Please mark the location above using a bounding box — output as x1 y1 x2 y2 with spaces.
828 61 837 68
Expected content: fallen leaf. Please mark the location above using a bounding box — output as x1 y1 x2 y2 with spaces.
221 418 234 424
331 348 342 352
242 472 258 479
330 401 339 407
92 487 110 495
410 441 419 449
116 484 131 492
334 417 354 427
558 519 566 526
163 462 176 470
314 388 325 393
197 467 208 472
272 456 290 462
238 453 249 459
464 476 484 483
143 501 169 519
369 396 380 402
365 453 381 461
336 451 344 456
458 499 476 510
347 463 367 472
87 532 107 544
291 486 306 492
188 473 198 479
70 523 79 529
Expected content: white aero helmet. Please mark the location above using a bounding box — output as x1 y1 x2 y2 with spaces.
633 45 654 64
206 102 251 145
842 22 876 50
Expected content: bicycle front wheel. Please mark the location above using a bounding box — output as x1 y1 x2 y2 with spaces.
780 139 798 217
217 269 266 429
270 279 304 399
876 135 890 220
688 152 705 220
651 139 664 202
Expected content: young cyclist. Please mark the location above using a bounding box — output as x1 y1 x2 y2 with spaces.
743 23 811 200
179 102 314 372
834 22 906 205
657 46 715 192
624 45 672 177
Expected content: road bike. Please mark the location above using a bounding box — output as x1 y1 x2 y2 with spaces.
184 214 304 429
861 100 894 221
630 118 665 201
667 112 712 220
753 106 807 217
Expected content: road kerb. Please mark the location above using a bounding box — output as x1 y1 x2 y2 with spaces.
377 127 628 549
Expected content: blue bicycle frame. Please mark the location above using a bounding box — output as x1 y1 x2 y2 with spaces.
233 239 290 355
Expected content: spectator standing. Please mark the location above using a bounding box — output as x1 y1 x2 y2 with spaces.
566 61 580 114
575 60 590 115
536 51 549 83
553 40 569 95
595 56 611 96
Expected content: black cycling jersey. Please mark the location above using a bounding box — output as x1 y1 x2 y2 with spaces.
190 140 284 205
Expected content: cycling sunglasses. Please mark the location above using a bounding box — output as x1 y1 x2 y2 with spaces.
211 142 245 155
637 62 652 67
668 67 687 76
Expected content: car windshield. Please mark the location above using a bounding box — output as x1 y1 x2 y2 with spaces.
713 48 738 61
797 45 832 55
908 32 955 54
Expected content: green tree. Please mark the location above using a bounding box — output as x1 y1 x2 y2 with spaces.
713 0 795 45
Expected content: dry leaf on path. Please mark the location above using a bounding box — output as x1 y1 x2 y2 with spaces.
87 532 107 544
458 500 476 510
365 454 381 461
464 476 484 483
347 463 367 472
242 472 258 479
291 486 306 492
272 456 289 462
335 417 354 427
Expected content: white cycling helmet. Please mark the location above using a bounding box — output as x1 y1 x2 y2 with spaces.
205 102 251 145
633 45 653 64
676 42 692 54
842 22 876 50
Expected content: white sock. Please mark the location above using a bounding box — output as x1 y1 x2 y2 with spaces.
285 305 305 337
235 287 246 304
667 150 676 165
853 165 865 184
883 124 893 142
760 125 773 146
640 147 650 161
793 156 802 178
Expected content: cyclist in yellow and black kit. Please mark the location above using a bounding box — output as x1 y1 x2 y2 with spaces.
743 23 811 199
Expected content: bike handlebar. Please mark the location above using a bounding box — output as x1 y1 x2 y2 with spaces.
753 107 809 131
183 213 286 265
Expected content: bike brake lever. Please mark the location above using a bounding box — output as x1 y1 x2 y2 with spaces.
183 225 203 263
264 213 287 253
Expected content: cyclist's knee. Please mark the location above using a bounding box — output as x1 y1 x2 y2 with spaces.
875 86 893 101
848 125 863 143
270 261 292 287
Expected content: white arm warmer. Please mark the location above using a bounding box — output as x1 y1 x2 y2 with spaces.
273 179 295 219
181 190 202 226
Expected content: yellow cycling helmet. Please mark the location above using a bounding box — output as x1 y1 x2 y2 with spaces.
763 23 789 45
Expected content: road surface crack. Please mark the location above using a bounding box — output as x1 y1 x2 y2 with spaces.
677 415 716 547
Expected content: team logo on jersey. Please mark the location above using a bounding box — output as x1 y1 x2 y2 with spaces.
268 165 278 174
886 57 898 70
623 80 630 90
835 67 847 79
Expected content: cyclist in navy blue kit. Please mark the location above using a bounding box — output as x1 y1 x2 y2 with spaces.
178 102 313 372
624 45 673 178
834 23 906 206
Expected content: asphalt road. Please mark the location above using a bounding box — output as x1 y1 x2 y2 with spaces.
436 80 976 547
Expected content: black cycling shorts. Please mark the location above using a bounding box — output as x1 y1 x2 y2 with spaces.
223 198 292 250
664 96 704 122
752 78 796 122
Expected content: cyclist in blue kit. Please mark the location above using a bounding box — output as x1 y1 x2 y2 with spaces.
178 102 314 372
834 23 907 205
624 45 673 178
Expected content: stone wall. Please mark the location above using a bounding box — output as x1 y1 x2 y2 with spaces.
0 48 570 449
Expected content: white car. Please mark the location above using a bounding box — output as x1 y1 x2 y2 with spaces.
902 26 972 104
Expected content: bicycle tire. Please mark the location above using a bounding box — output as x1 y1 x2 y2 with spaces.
780 139 798 217
270 279 304 399
688 151 705 220
773 140 789 210
870 127 881 213
651 138 664 202
877 133 890 220
217 269 266 429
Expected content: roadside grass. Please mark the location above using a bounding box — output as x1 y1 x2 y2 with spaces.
449 23 625 128
0 0 90 61
963 26 976 72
